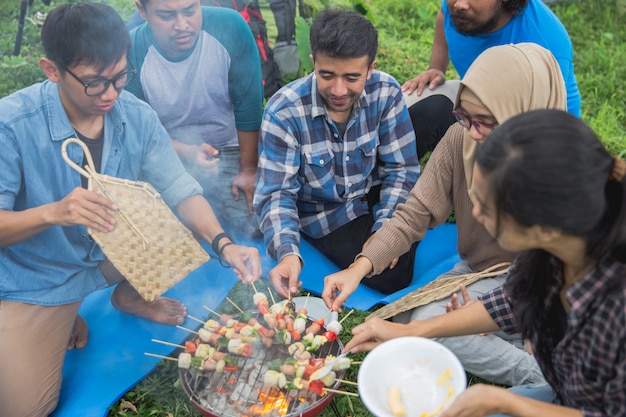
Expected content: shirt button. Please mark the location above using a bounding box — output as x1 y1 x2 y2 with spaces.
334 133 338 138
348 182 353 187
345 156 350 161
81 234 87 238
319 159 324 164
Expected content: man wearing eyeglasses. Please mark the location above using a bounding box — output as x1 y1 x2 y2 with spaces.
401 0 581 160
0 4 261 416
126 0 264 240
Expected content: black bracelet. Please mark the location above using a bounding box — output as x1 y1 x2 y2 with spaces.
218 242 235 268
211 232 232 255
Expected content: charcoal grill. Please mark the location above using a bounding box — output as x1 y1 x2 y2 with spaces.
179 314 346 417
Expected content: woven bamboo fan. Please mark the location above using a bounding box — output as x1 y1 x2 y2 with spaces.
368 262 511 320
61 138 210 302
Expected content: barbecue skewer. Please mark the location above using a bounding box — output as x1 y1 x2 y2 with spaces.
267 286 277 305
324 388 359 397
226 296 245 313
339 309 354 324
144 352 178 362
336 379 358 386
203 305 221 316
320 309 333 322
187 315 205 325
176 325 199 334
151 339 185 349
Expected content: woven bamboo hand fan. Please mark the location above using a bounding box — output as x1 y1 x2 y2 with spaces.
62 138 210 302
368 262 511 320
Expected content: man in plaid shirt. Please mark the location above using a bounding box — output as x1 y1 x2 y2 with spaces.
254 9 420 298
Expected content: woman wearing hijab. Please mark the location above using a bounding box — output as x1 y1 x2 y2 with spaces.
348 109 626 416
322 43 567 387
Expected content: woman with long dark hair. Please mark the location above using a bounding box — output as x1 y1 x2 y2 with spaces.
346 109 626 416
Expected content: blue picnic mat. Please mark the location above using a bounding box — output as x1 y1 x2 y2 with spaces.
51 223 458 417
51 257 239 417
295 222 461 311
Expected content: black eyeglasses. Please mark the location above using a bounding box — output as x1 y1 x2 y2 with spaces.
453 111 499 135
64 65 136 97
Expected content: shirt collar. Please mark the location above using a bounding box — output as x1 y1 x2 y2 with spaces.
310 72 372 122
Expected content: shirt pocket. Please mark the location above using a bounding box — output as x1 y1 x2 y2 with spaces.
355 140 377 181
301 149 336 199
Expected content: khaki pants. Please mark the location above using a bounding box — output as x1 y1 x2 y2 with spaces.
0 300 81 417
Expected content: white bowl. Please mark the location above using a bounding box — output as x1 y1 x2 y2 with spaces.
358 336 466 417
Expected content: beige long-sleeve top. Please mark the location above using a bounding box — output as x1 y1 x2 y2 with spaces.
361 123 515 275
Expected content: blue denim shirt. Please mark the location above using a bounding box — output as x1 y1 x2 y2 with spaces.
0 81 203 305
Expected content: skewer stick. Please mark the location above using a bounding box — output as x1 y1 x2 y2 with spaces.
324 388 359 397
336 379 358 386
151 339 185 349
320 309 333 322
187 315 205 325
338 309 354 324
350 361 363 365
251 281 258 293
176 325 199 335
267 287 277 305
203 305 220 316
226 296 244 314
144 352 178 362
304 293 310 309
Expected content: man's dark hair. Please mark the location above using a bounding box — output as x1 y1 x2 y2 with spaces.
41 2 131 72
309 8 378 66
503 0 528 15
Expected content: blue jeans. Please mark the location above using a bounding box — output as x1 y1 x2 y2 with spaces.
394 260 545 387
488 383 554 417
193 147 260 240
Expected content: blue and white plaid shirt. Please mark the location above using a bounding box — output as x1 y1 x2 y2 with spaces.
254 70 419 262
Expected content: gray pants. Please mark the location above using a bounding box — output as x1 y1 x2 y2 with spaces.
394 260 545 387
193 147 260 240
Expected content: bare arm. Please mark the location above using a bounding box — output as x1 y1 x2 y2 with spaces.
232 129 259 213
0 188 118 247
176 195 261 282
441 384 583 417
429 9 450 75
402 9 451 95
344 300 500 353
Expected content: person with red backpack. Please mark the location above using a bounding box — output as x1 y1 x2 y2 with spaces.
126 0 264 239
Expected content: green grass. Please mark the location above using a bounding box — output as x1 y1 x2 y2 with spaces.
1 0 624 416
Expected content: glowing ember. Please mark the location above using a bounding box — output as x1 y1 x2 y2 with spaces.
246 388 290 416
